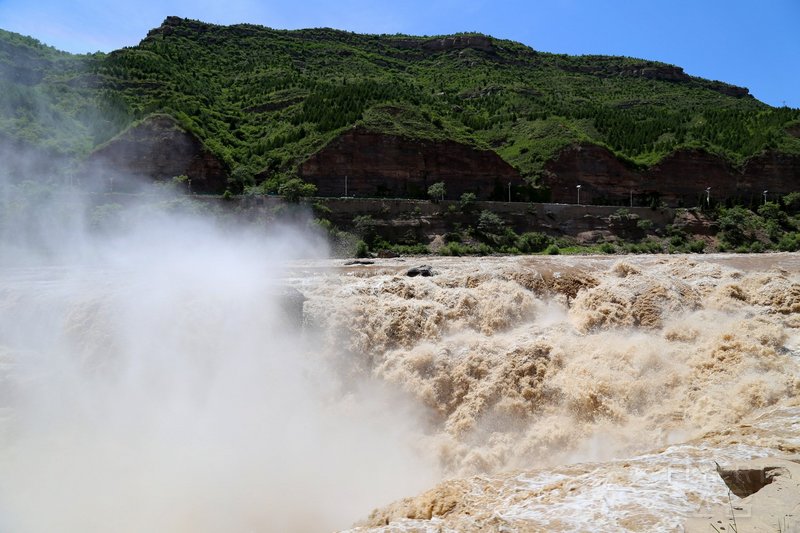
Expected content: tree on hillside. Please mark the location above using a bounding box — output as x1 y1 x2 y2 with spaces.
428 182 445 202
279 178 317 203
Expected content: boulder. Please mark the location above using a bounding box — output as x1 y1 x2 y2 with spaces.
407 265 435 277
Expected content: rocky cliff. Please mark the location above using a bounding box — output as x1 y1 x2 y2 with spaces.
298 128 525 200
544 144 800 206
84 115 229 193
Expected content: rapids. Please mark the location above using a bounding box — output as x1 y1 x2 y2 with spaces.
298 253 800 531
1 250 799 532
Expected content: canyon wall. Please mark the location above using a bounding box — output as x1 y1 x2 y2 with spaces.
544 143 800 206
84 115 228 194
298 128 525 201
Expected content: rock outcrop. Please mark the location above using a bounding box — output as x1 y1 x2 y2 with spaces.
686 457 800 532
298 128 525 200
388 34 497 54
84 115 228 193
543 144 640 204
544 143 800 207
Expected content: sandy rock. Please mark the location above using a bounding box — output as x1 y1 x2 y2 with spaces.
686 457 800 532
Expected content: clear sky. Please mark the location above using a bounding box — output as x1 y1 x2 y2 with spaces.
0 0 797 108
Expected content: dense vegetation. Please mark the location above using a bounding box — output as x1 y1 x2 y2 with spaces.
346 191 800 257
2 17 799 191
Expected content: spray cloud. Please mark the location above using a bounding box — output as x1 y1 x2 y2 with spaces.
0 150 438 532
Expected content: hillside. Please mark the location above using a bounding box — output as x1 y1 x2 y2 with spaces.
1 16 799 195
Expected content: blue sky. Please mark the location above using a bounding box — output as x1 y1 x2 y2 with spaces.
0 0 797 107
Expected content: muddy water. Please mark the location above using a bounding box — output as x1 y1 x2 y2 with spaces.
0 252 798 532
291 253 800 531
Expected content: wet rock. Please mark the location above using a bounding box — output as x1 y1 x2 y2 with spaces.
406 265 435 277
715 460 790 498
685 457 800 532
344 260 375 266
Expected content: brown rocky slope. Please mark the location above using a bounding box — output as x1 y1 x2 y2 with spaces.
83 114 229 194
544 143 800 206
297 127 526 200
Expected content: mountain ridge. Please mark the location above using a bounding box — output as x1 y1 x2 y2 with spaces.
1 16 798 200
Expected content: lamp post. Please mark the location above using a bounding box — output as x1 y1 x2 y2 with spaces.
705 187 711 207
576 184 581 205
763 190 768 205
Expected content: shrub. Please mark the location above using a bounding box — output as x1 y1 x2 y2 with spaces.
640 239 664 254
669 234 686 248
716 206 757 247
688 239 706 253
313 202 332 216
783 192 800 215
355 240 369 258
516 231 552 253
353 215 374 228
386 243 429 255
610 208 633 221
476 243 493 255
444 232 462 243
477 210 505 237
459 192 477 211
758 202 786 222
314 217 334 234
279 178 317 203
777 232 800 251
440 242 465 256
599 242 616 254
545 244 560 255
624 243 642 254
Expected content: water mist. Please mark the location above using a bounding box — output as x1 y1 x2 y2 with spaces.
0 182 438 532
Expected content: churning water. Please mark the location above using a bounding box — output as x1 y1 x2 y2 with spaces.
0 197 798 532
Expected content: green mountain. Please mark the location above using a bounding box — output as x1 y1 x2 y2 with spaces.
1 16 799 190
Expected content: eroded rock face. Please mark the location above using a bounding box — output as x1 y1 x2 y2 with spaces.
84 115 228 194
544 143 800 207
715 460 790 498
387 35 496 54
543 144 639 204
298 128 524 200
686 458 800 532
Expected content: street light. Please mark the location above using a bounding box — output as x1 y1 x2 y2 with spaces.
763 190 769 205
576 184 582 205
705 187 711 206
